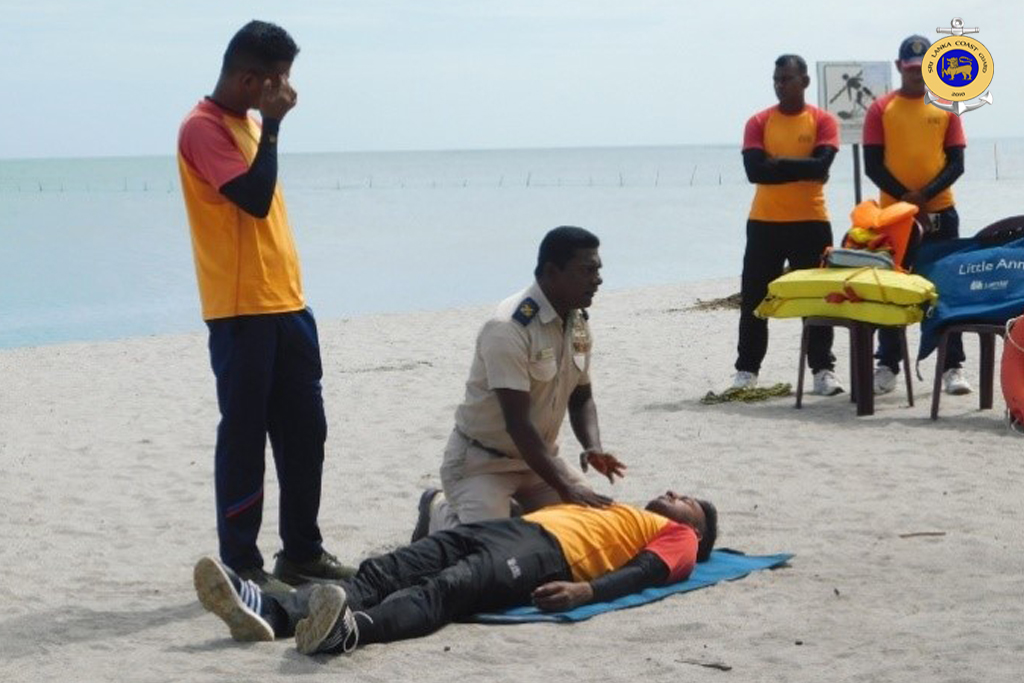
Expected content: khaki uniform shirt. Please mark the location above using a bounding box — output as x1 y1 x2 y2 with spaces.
454 282 592 457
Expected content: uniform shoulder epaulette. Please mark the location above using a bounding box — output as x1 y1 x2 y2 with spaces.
512 297 539 326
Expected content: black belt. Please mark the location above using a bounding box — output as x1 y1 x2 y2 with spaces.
455 428 513 458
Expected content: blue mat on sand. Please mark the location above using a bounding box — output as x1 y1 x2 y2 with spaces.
472 549 793 624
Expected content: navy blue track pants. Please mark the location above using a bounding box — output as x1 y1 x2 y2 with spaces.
207 308 328 571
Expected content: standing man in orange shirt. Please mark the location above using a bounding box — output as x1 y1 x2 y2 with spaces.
863 35 970 396
732 55 843 396
178 21 353 593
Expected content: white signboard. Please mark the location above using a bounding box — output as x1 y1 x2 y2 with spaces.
816 61 892 145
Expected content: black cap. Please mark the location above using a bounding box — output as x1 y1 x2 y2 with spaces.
898 35 929 67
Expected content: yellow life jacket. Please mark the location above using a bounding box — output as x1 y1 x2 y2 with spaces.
755 266 937 325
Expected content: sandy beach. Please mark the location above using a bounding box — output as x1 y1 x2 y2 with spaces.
1 277 1021 682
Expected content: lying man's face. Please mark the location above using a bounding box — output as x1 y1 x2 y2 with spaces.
646 491 706 534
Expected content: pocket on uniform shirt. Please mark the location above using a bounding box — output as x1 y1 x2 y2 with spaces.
529 357 558 382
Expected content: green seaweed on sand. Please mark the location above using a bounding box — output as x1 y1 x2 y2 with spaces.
701 383 792 404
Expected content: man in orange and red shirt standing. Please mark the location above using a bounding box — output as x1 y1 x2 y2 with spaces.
178 21 353 594
863 35 970 396
732 54 843 396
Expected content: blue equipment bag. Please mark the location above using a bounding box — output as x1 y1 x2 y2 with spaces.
915 236 1024 360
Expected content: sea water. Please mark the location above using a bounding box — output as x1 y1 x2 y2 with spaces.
2 141 1022 348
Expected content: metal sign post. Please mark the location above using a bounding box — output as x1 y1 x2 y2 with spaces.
816 61 892 204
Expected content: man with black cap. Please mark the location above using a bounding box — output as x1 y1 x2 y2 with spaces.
862 35 970 397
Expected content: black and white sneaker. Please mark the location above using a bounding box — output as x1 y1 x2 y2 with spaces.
295 585 371 655
193 556 275 642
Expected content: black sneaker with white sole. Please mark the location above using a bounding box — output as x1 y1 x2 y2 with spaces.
194 556 277 642
295 584 372 656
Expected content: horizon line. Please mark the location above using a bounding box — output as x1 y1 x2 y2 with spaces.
4 135 1020 164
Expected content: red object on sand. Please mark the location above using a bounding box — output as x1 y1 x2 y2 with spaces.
1002 315 1024 428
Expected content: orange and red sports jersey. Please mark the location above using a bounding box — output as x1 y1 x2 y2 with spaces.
177 99 304 321
862 91 966 212
524 503 698 583
743 105 839 222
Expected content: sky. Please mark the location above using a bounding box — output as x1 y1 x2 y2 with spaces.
1 0 1019 159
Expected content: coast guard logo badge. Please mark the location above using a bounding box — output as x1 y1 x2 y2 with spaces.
513 297 539 326
922 18 994 116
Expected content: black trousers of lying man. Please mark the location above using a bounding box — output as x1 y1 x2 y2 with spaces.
194 492 717 655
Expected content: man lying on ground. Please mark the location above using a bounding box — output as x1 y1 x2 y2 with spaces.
193 491 718 656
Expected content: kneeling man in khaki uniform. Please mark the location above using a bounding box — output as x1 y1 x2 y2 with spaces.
414 226 626 539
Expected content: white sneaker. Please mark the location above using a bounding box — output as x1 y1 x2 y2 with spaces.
874 366 897 395
943 368 972 395
812 369 845 396
730 371 758 391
